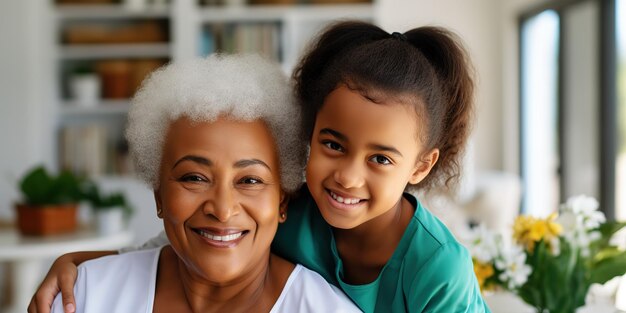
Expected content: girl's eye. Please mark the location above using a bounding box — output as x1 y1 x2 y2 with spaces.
370 155 392 165
323 140 344 152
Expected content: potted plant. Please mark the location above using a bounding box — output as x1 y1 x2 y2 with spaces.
15 166 84 236
466 195 626 313
83 182 133 236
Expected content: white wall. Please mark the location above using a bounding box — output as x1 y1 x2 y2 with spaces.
0 0 55 220
563 1 600 199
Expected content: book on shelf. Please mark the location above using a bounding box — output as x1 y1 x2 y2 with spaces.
60 124 133 177
60 124 107 177
200 23 280 61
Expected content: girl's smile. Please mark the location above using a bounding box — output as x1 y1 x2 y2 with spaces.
325 188 367 213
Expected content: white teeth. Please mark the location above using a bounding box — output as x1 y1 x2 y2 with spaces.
198 231 243 242
330 191 360 205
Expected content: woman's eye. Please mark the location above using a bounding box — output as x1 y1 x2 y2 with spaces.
370 155 392 165
179 174 207 183
239 177 264 185
323 141 344 152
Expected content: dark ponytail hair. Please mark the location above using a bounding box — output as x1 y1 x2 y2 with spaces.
294 21 475 191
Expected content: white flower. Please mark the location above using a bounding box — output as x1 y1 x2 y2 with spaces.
465 224 499 263
562 195 599 214
556 210 577 233
495 243 532 290
559 195 606 255
560 195 606 232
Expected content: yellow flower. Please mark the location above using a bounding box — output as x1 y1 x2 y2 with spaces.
473 259 495 291
513 213 562 252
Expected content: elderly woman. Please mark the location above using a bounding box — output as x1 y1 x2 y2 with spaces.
49 54 360 313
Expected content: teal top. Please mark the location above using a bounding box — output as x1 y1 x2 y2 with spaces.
272 186 490 313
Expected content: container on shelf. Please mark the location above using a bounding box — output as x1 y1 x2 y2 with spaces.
130 59 166 93
64 21 168 45
15 204 79 236
69 73 101 106
124 0 147 11
57 0 117 4
97 60 132 99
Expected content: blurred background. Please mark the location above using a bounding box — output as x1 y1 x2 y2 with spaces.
0 0 624 311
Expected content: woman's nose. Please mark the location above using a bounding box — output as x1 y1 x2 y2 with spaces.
203 184 238 222
333 159 365 189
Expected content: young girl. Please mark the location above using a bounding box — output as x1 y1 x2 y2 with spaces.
30 21 489 313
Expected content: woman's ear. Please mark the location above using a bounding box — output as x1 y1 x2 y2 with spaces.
409 148 440 185
153 189 163 219
278 190 289 223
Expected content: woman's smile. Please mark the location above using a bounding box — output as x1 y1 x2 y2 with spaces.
191 227 250 248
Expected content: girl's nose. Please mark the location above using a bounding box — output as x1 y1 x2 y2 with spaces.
203 184 238 222
333 159 365 189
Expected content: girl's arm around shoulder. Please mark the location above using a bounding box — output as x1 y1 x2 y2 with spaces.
50 263 87 313
407 242 491 313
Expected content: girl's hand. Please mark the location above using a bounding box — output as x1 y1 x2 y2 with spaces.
28 254 77 313
27 250 116 313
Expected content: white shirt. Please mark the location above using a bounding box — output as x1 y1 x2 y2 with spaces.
51 246 361 313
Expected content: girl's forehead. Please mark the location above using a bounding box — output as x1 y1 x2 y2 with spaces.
340 81 421 107
321 86 420 124
317 85 424 147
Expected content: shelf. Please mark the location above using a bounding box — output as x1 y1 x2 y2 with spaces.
55 4 171 19
197 4 374 22
59 43 171 59
61 100 130 116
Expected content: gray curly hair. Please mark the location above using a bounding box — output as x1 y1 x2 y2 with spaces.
125 54 306 192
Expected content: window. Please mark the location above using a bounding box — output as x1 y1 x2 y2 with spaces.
520 10 560 217
519 0 622 220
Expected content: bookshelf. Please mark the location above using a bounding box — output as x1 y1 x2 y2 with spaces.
53 2 171 177
51 0 374 179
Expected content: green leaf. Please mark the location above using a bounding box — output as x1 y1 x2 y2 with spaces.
18 165 84 206
589 251 626 284
19 166 54 205
592 222 626 249
51 171 84 204
83 182 134 217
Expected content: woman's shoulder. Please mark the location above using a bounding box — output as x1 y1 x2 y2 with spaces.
51 247 162 313
272 264 361 313
82 246 162 270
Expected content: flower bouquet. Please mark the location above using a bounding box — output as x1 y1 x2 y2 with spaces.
467 195 626 313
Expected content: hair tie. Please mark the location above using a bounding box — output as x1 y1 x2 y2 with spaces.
391 32 407 42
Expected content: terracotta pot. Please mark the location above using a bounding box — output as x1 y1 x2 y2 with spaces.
15 204 78 236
